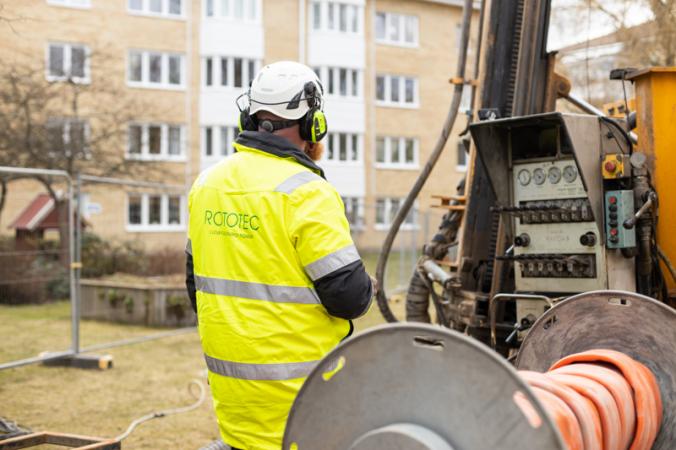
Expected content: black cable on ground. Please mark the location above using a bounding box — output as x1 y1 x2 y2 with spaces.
375 0 475 323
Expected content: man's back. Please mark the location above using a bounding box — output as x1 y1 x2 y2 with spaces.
188 131 372 449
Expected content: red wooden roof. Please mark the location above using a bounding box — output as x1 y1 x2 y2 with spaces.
9 194 57 231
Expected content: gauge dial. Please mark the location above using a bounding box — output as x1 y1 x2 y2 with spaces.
563 165 577 183
517 169 531 186
533 168 546 185
548 166 562 184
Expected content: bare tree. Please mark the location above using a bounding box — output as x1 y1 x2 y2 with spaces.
0 48 160 221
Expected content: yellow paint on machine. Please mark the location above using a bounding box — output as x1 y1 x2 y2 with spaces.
628 67 676 292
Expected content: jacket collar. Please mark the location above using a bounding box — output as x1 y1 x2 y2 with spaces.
234 131 326 179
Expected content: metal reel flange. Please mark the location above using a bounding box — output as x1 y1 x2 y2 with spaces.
516 290 676 450
284 323 564 450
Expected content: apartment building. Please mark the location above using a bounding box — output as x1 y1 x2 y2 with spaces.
0 0 473 251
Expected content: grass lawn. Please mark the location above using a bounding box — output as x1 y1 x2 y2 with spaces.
0 294 405 448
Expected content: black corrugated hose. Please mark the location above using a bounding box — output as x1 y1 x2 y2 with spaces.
375 0 475 323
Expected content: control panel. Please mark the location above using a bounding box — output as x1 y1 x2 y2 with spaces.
605 190 636 248
511 159 606 293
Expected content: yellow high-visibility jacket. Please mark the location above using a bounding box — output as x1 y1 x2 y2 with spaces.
187 131 372 450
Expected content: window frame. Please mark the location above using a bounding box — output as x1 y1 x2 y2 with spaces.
374 197 419 230
45 42 91 84
125 123 186 161
341 196 365 230
127 50 186 90
202 125 239 163
322 132 362 164
126 193 187 232
46 117 91 159
309 1 362 35
375 136 419 170
375 11 419 47
127 0 186 19
203 0 262 22
456 139 468 172
314 66 362 99
202 56 260 90
375 74 419 108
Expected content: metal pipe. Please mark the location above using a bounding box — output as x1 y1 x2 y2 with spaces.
80 327 196 353
422 259 452 287
0 351 75 371
489 293 553 348
79 174 184 190
564 93 638 144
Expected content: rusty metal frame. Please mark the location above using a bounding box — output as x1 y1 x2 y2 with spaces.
0 431 120 449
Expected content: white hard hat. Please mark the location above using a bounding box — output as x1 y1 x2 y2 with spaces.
248 61 324 120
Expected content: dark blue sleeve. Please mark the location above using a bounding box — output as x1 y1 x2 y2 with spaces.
186 251 197 313
314 260 373 320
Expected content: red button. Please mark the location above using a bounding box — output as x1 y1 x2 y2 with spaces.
609 196 617 204
610 228 618 236
605 161 617 173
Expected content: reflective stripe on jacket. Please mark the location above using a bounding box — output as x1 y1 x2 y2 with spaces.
188 131 368 450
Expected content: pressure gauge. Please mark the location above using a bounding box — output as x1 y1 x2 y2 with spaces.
533 168 546 185
563 165 577 183
517 169 531 186
548 166 562 184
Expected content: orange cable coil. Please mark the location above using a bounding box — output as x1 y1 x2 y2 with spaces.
518 349 662 450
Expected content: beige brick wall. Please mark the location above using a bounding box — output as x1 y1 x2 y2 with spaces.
0 0 199 250
354 0 474 250
263 0 300 63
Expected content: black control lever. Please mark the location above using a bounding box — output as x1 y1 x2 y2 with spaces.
623 191 657 229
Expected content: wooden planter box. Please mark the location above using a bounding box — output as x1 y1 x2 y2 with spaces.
81 276 195 327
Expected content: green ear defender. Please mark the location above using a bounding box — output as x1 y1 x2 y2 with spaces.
299 82 328 143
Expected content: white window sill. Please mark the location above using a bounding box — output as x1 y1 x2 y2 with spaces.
46 1 91 9
127 81 186 91
374 224 420 231
456 165 468 173
375 101 419 110
126 225 186 233
325 94 364 102
375 163 419 171
349 225 366 231
322 160 363 166
203 16 262 25
203 85 249 92
126 154 187 162
309 29 363 37
375 39 419 49
128 10 186 21
46 75 90 84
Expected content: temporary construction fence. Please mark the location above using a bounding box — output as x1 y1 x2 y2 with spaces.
0 167 193 371
0 166 438 371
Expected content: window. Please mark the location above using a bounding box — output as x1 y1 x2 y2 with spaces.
202 126 239 161
127 194 186 231
46 118 90 158
315 67 361 98
342 197 364 228
205 0 260 21
457 140 468 171
375 198 418 229
127 50 184 89
323 133 361 163
47 0 91 8
375 12 418 46
128 0 183 17
310 1 361 34
375 74 418 107
375 136 418 169
47 43 89 83
126 123 185 160
203 56 260 89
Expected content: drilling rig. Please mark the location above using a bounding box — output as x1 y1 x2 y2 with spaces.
283 0 676 448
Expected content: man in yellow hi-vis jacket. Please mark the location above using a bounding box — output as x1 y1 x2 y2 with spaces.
186 61 373 450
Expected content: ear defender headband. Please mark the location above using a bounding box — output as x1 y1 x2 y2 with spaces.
237 81 328 144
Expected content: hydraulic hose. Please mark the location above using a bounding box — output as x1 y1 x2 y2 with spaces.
519 349 662 450
375 0 474 323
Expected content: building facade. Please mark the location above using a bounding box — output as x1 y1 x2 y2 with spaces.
0 0 472 252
